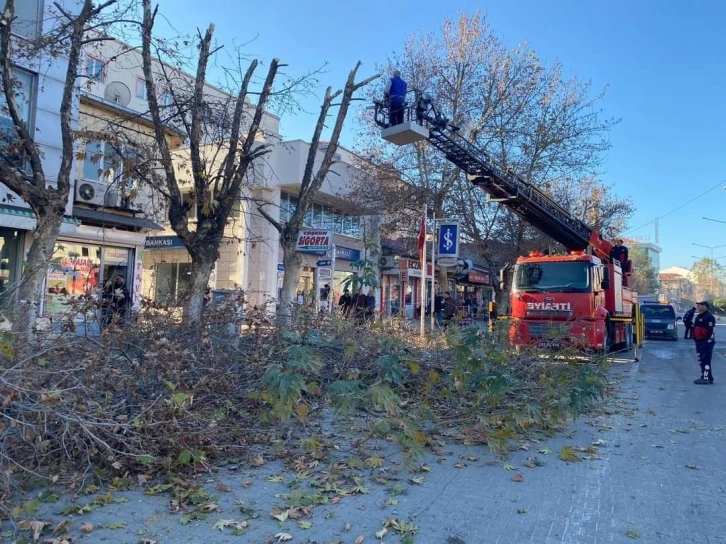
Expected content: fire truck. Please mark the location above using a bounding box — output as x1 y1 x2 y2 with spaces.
374 93 642 353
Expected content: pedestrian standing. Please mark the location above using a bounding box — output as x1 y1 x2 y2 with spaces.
352 287 368 324
683 306 696 339
102 275 130 329
384 70 407 127
338 288 352 319
442 291 459 329
693 301 716 385
365 289 376 321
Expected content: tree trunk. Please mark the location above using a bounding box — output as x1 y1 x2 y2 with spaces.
278 237 301 323
183 256 214 327
12 211 64 348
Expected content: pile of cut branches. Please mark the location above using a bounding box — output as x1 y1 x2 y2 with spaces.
0 301 609 498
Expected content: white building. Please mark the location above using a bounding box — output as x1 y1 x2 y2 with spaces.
0 0 84 314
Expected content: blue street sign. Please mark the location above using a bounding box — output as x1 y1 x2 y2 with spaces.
437 222 460 258
316 259 332 267
277 263 284 271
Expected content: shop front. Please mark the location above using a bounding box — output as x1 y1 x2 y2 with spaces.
43 238 142 322
454 268 493 317
0 228 24 310
399 259 433 319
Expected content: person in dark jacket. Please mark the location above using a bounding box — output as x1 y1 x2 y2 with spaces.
365 290 376 321
384 70 407 127
102 275 130 328
609 239 629 268
442 291 459 328
683 306 696 339
338 288 352 319
693 301 716 384
352 288 368 323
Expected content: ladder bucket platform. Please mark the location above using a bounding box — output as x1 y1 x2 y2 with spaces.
381 122 430 146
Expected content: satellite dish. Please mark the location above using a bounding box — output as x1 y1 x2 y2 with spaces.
104 81 131 106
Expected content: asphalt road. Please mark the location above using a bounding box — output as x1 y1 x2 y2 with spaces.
24 325 726 544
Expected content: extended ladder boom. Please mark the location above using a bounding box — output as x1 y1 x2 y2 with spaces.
375 97 609 257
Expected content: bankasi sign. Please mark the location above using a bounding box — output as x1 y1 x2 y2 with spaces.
296 229 332 253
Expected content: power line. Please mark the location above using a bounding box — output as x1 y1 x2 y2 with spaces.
624 178 726 235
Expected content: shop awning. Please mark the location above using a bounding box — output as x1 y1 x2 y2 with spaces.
72 207 163 231
0 204 81 228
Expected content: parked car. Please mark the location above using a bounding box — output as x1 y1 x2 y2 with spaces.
641 302 678 341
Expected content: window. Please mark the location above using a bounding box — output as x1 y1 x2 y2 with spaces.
0 68 34 169
2 0 42 39
135 78 147 100
85 57 106 82
155 262 193 304
182 193 197 221
513 262 592 293
279 191 362 239
160 91 173 107
82 140 136 185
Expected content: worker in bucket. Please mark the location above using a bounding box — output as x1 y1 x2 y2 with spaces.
384 70 407 127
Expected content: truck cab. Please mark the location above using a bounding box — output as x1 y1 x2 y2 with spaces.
509 251 636 351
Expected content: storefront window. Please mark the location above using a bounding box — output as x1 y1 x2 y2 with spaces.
0 229 21 308
45 243 134 320
155 262 193 304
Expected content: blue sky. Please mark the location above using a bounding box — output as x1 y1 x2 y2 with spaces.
154 0 726 269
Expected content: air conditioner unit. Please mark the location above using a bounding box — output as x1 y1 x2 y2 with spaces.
75 180 108 206
379 256 397 269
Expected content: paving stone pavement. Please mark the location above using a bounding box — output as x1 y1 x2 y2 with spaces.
20 326 726 544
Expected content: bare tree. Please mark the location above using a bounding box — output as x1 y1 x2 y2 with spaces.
0 0 121 342
139 0 303 325
256 64 378 318
354 11 629 296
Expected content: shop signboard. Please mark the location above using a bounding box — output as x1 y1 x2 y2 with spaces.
145 236 185 249
296 229 332 253
335 246 361 261
437 222 460 258
467 270 491 284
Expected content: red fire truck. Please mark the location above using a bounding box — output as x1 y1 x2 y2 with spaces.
375 94 640 352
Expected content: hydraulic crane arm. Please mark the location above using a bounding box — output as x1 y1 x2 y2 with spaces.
374 95 613 260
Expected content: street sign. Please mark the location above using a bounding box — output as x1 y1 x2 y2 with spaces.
316 259 332 267
437 222 460 258
277 263 284 272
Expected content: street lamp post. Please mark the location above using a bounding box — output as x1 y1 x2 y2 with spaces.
703 217 726 225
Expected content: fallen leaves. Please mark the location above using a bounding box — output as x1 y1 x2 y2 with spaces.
18 520 49 541
79 523 94 534
375 527 388 539
686 464 700 470
355 536 365 544
511 473 524 482
560 446 582 463
275 533 293 542
626 529 641 539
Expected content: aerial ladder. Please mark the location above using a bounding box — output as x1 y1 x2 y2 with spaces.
374 93 643 353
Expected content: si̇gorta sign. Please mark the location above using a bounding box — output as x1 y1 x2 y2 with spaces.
296 229 333 253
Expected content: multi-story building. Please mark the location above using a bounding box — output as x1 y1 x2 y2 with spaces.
624 238 662 272
659 271 696 311
0 0 87 315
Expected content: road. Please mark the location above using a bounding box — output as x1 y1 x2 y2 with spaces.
27 324 726 544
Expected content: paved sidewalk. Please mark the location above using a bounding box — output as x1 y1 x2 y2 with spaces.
21 334 726 544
